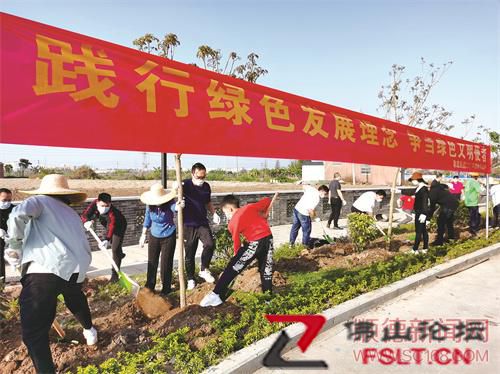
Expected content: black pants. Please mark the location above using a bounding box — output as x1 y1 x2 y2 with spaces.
145 233 176 294
184 225 215 280
493 204 500 228
327 198 342 227
110 234 125 282
413 215 429 251
20 273 93 374
0 238 5 282
435 207 456 244
214 235 274 298
351 206 368 215
468 206 480 233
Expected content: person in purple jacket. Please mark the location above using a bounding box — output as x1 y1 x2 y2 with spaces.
182 163 220 290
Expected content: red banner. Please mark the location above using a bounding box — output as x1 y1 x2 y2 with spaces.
0 12 491 173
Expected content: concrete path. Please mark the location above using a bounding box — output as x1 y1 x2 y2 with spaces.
4 213 407 282
256 253 500 374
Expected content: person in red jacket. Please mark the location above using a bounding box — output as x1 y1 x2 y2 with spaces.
200 193 277 307
81 193 127 282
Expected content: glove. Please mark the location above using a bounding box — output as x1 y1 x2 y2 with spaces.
175 198 185 211
172 181 179 190
99 239 109 249
139 233 147 248
418 214 427 224
83 221 93 231
342 200 347 206
4 248 22 267
314 217 321 222
0 229 7 240
212 212 221 225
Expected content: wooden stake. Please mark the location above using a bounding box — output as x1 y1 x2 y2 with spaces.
175 154 186 308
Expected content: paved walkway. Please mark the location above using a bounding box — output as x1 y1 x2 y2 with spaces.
4 213 406 282
257 253 500 374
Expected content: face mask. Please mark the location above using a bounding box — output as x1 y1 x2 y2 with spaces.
411 180 419 186
0 201 11 210
192 178 205 187
225 213 233 221
98 206 110 215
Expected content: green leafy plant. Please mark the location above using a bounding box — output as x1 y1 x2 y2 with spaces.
347 213 380 251
273 243 305 261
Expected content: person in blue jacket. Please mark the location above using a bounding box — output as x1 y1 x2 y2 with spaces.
139 184 183 296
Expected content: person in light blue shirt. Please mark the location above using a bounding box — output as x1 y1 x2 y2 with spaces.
139 184 182 296
4 174 97 374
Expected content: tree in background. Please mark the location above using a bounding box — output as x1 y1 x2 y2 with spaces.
4 164 13 176
378 58 492 239
488 131 499 172
18 158 32 177
159 33 180 59
132 33 159 54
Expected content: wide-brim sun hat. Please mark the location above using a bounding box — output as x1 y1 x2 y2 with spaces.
140 183 177 206
20 174 87 204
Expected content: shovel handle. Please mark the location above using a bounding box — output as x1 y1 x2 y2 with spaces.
87 227 121 274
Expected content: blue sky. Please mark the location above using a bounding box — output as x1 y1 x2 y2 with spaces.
1 0 498 170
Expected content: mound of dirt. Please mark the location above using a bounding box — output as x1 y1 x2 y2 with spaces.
233 267 287 293
136 288 174 319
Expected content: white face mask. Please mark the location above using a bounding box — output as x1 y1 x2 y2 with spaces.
192 178 205 187
225 212 233 221
98 206 110 215
411 180 419 186
0 201 11 210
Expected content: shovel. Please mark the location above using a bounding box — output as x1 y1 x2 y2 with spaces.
87 227 172 318
87 227 140 296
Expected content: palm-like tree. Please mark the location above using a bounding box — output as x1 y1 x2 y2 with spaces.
133 33 159 54
160 33 180 59
196 45 214 69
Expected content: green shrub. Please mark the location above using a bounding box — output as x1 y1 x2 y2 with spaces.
214 227 234 262
273 243 304 261
347 213 380 251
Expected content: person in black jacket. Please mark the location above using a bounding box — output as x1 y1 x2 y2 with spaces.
409 172 430 254
0 188 14 282
429 175 459 246
81 193 127 282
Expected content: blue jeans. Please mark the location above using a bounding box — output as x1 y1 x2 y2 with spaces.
290 209 312 246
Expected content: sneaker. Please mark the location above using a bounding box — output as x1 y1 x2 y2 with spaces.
198 269 215 283
419 248 428 254
83 327 98 346
411 250 419 255
200 292 223 307
187 279 196 290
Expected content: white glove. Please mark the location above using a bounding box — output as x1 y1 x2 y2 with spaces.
139 234 147 248
0 229 7 240
4 248 22 267
83 221 93 231
172 181 179 190
418 214 427 224
212 212 221 225
342 200 347 206
175 198 185 211
314 217 321 222
99 239 109 249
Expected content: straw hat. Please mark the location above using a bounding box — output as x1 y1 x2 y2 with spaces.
408 171 423 181
469 172 480 177
140 183 177 206
20 174 87 204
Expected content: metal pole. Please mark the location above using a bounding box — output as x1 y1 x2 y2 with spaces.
175 154 186 308
486 174 490 239
352 163 356 185
161 153 167 188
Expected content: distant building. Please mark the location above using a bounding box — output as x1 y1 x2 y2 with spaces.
302 161 401 185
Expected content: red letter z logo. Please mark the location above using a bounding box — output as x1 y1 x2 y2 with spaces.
263 314 328 369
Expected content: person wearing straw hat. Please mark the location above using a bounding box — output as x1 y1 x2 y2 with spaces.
3 174 97 374
464 172 483 235
81 192 127 283
140 184 183 296
408 171 430 254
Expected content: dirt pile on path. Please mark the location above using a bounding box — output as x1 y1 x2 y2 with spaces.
233 267 287 293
